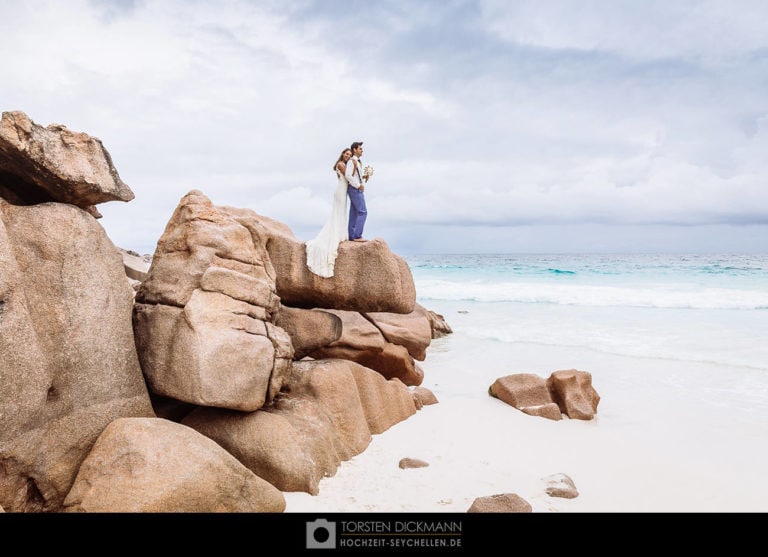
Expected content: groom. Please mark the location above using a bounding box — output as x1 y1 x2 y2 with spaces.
345 141 368 242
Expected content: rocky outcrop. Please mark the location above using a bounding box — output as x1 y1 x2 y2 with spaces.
0 200 154 512
0 111 134 216
133 190 292 412
62 417 285 512
222 205 416 314
426 309 453 338
182 359 417 495
490 369 599 420
366 304 433 361
307 309 424 386
274 305 342 360
0 113 450 513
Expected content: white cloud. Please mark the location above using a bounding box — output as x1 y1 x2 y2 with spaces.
2 0 767 254
479 0 768 62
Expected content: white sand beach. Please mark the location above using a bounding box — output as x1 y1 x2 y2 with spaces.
284 333 768 514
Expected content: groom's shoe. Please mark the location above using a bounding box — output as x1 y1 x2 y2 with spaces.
352 238 368 242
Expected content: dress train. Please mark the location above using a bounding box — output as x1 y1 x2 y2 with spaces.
306 171 349 277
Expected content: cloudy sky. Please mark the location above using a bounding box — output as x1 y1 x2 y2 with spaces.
3 0 767 255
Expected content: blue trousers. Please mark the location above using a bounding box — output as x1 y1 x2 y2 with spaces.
347 185 367 240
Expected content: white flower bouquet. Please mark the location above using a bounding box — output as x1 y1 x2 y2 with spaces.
363 165 374 181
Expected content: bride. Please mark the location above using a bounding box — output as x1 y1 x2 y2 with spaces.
306 148 352 277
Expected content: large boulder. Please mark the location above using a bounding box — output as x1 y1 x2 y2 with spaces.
133 190 292 411
221 206 416 314
185 405 334 495
365 304 433 361
62 417 285 512
489 373 562 421
182 359 417 495
308 309 424 386
547 369 600 420
0 111 134 215
490 370 600 420
0 200 154 512
275 305 342 360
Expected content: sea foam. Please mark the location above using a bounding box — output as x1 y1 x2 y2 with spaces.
416 279 768 310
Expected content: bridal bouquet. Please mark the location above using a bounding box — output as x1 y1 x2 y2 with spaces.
363 165 374 180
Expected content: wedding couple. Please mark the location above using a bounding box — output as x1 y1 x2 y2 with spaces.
306 141 372 278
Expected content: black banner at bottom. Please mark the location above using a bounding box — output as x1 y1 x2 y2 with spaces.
2 511 760 552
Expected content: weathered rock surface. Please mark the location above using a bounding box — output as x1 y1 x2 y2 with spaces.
0 201 154 512
411 386 439 409
275 305 342 360
366 304 433 361
489 373 563 421
547 369 600 420
133 190 292 411
62 417 285 512
308 309 424 386
119 247 150 282
0 111 134 214
467 493 532 513
183 359 417 495
491 369 600 420
223 204 416 314
426 308 453 338
0 113 452 513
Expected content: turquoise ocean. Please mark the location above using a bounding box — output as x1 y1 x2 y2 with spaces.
405 253 768 429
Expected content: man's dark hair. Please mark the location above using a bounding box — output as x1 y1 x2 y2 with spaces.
350 141 363 150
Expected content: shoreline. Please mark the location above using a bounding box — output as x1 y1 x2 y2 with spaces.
284 337 768 513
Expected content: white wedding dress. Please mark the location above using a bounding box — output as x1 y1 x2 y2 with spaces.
306 170 349 277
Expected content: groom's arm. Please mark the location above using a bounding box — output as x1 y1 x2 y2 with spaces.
345 159 362 189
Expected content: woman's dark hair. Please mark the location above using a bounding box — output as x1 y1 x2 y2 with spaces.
333 148 352 171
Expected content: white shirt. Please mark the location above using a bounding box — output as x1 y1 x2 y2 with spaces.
345 155 363 189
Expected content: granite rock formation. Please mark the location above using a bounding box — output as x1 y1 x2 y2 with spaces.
62 417 286 512
0 199 154 512
0 110 134 217
0 110 448 513
490 369 600 420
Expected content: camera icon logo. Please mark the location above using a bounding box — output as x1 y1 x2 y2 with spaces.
306 519 336 549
